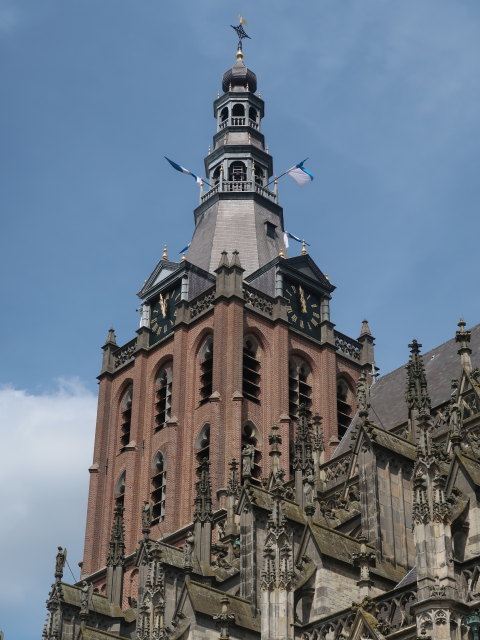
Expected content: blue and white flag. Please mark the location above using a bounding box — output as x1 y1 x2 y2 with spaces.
287 158 314 187
164 156 202 185
179 242 191 254
283 231 310 248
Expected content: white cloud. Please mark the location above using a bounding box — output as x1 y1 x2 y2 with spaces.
0 380 97 637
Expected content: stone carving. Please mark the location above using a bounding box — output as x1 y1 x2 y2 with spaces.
80 581 91 615
106 503 125 567
303 471 315 507
189 288 215 319
141 500 152 535
405 340 431 412
113 338 137 369
334 331 361 360
212 596 236 639
183 531 194 569
241 443 255 479
193 459 213 523
54 546 67 582
243 285 274 316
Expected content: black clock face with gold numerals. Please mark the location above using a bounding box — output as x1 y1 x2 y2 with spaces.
149 284 181 344
284 280 321 337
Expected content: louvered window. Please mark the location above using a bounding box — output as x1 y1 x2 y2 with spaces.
243 337 261 403
155 363 172 431
120 386 133 448
288 358 312 420
337 379 352 439
151 452 166 523
199 338 213 404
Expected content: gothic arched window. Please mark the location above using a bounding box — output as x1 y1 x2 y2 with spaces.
119 386 133 448
155 362 173 431
228 161 247 182
243 336 261 403
196 423 210 466
337 378 353 439
151 452 167 523
115 471 126 509
288 357 312 420
199 337 213 404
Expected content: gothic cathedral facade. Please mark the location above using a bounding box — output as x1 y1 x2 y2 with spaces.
43 42 480 640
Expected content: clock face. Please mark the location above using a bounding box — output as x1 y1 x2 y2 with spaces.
284 281 321 337
149 284 181 344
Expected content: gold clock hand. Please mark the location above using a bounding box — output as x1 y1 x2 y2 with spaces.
298 285 307 314
159 293 167 318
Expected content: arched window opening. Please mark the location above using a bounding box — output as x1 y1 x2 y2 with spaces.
212 165 221 186
241 422 261 479
196 423 210 466
151 452 167 524
231 103 245 125
155 362 173 431
288 357 312 420
220 106 228 122
249 106 258 126
120 386 133 448
243 336 260 403
337 379 352 439
228 161 247 183
199 337 213 404
115 471 126 509
254 165 265 186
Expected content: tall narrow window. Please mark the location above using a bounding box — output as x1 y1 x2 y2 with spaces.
288 357 312 419
151 452 166 523
115 471 126 509
196 423 210 466
337 378 352 439
254 165 264 186
212 166 221 186
243 336 261 403
199 337 213 404
155 363 172 431
120 386 133 448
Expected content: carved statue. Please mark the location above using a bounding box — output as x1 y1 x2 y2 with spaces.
142 500 152 532
303 471 315 506
80 581 90 614
242 443 255 477
183 531 194 568
55 546 67 581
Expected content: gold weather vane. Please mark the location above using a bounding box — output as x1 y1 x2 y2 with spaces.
231 16 251 52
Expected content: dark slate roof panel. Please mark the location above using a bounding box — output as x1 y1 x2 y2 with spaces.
335 324 480 456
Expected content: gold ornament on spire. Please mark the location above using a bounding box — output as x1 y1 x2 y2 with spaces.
162 245 168 260
301 240 308 255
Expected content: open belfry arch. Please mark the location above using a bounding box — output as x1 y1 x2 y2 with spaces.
43 23 480 640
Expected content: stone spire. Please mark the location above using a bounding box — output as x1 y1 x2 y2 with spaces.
293 405 315 512
456 318 472 374
137 542 167 640
406 339 431 417
106 503 125 606
193 459 213 564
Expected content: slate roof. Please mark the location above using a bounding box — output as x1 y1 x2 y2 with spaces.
60 584 135 622
82 628 130 640
335 324 480 456
187 581 261 632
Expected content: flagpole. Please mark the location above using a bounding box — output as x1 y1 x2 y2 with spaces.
265 158 309 188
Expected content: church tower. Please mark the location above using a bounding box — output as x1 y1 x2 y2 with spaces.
81 39 375 594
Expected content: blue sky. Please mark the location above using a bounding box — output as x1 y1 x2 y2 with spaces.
1 1 480 637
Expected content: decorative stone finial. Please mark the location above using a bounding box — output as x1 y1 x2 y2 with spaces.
360 319 372 337
106 503 125 568
456 318 472 374
105 328 117 346
162 245 168 260
406 340 431 413
193 459 213 524
217 250 229 270
230 249 242 269
301 239 308 255
213 595 235 639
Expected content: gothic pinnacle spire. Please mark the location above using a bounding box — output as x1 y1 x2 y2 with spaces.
405 339 431 414
456 318 472 374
